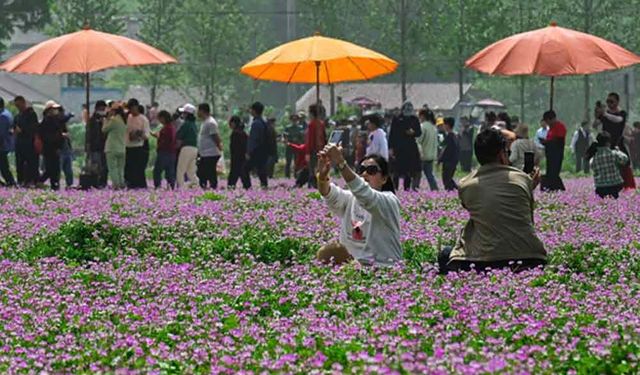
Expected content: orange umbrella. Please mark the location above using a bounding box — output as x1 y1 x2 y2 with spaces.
241 34 397 110
465 22 640 109
0 26 177 115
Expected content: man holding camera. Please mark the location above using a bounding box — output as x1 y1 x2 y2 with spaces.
438 127 546 274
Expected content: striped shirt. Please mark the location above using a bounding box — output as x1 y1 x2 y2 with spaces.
590 147 628 188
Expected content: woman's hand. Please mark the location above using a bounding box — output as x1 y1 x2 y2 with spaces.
316 153 331 179
320 144 344 165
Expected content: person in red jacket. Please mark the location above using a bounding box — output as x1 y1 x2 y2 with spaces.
287 142 309 188
540 110 566 191
152 110 177 189
304 104 326 188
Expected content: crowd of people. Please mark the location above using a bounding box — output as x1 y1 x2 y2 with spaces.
0 92 638 272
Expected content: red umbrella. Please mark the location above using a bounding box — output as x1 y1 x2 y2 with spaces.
0 26 177 115
466 22 640 109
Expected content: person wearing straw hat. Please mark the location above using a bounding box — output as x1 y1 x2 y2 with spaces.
38 100 65 190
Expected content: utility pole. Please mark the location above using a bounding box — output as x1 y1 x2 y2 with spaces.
400 0 407 103
518 0 525 122
458 0 465 102
584 0 593 122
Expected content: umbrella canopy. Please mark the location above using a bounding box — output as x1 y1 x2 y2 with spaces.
241 34 397 111
348 96 380 107
0 27 177 74
476 98 505 108
465 23 640 109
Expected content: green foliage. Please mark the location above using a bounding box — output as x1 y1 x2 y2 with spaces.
0 0 50 54
46 0 125 36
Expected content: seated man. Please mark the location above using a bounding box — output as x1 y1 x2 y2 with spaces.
438 127 547 274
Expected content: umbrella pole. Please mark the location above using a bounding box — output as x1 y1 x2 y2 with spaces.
85 72 90 120
315 61 320 114
549 76 555 111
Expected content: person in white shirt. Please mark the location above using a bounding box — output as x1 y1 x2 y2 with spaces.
365 115 388 160
415 108 439 191
534 122 548 151
316 145 402 266
510 124 541 170
570 121 593 173
125 98 150 188
197 103 223 189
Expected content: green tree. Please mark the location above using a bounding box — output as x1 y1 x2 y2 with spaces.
0 0 50 55
179 0 252 114
136 0 183 105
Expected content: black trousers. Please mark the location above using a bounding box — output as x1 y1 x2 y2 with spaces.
125 146 147 189
198 155 221 189
575 149 590 173
393 172 419 191
0 151 15 186
15 143 38 186
460 150 473 172
41 149 60 190
438 246 546 275
246 156 268 188
596 184 623 199
442 162 458 191
285 148 295 178
228 160 251 189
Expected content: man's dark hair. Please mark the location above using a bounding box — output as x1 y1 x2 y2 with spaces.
418 108 436 123
308 104 319 118
444 117 455 128
138 105 145 115
251 101 264 116
542 110 556 121
158 110 172 123
361 154 395 194
474 127 507 165
152 102 159 107
366 113 382 128
596 131 611 147
95 100 107 110
127 98 139 108
198 103 210 114
608 92 620 102
485 111 497 123
0 97 4 109
14 96 25 104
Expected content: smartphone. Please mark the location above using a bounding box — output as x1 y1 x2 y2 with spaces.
523 152 535 174
328 130 344 145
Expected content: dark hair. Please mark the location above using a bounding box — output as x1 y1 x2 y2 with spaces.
542 110 556 121
418 108 436 124
474 127 507 165
14 95 25 103
309 104 319 118
152 102 159 107
608 92 620 102
138 105 145 115
127 98 139 108
361 154 395 194
113 107 127 122
184 113 196 122
229 115 244 130
498 112 512 130
95 100 107 110
366 113 382 128
158 110 172 123
596 131 611 147
251 101 264 115
0 97 4 109
485 111 497 123
444 117 455 128
198 103 211 114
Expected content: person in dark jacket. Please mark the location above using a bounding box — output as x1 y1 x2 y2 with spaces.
152 110 177 189
245 102 269 188
438 117 459 191
228 116 250 189
86 100 108 187
13 96 39 187
266 117 279 178
39 101 66 190
458 118 474 172
0 97 15 187
388 101 422 191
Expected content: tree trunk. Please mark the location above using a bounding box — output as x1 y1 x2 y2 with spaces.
400 0 407 103
457 0 465 102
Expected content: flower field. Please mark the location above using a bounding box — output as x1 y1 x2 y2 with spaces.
0 178 639 374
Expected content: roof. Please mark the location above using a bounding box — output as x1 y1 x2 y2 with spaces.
296 82 472 112
0 72 51 103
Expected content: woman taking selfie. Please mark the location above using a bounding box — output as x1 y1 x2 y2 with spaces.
316 144 402 266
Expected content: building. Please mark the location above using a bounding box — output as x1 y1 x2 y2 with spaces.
296 83 472 115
